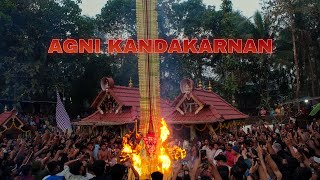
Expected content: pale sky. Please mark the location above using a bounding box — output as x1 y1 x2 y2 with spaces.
79 0 262 18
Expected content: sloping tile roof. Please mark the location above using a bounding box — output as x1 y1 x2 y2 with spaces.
164 106 224 124
76 110 136 125
0 111 14 125
91 86 140 108
112 86 140 107
77 99 174 126
79 78 248 125
0 110 28 127
165 89 248 124
192 89 248 120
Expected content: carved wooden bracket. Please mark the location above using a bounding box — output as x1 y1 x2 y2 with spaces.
190 94 204 114
115 104 123 114
195 104 204 114
175 94 187 115
175 93 204 115
98 107 104 114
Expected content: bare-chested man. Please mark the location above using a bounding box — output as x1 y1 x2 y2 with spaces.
98 143 109 161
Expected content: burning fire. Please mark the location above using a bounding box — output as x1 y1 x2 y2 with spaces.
158 147 171 172
121 143 143 175
132 154 142 175
160 118 170 142
170 145 187 160
120 118 186 177
158 118 171 173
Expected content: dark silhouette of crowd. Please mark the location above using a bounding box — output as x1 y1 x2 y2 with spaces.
1 118 320 180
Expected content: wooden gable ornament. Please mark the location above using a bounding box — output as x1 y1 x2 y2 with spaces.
97 77 123 114
176 79 204 115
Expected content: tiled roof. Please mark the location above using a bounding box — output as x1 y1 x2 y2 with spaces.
80 78 248 125
166 89 248 124
164 106 224 124
76 110 136 125
0 110 28 127
0 110 14 125
192 89 248 120
77 99 174 126
91 86 140 108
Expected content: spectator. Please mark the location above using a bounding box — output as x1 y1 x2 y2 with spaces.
151 171 163 180
20 165 35 180
89 160 107 180
108 164 127 180
42 161 65 180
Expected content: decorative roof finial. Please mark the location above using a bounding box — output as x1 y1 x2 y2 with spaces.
129 77 133 88
208 81 212 91
232 95 236 106
198 79 203 89
4 105 7 111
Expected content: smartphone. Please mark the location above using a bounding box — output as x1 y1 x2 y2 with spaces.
182 160 187 165
200 149 207 163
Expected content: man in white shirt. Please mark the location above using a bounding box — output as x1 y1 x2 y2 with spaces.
213 142 223 160
203 142 216 163
42 161 65 180
228 134 236 146
201 139 209 150
56 159 89 180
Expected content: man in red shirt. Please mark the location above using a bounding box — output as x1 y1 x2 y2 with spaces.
225 143 235 167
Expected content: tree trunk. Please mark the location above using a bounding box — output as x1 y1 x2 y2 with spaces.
291 27 300 109
308 55 315 97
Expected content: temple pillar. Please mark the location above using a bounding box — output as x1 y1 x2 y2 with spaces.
120 125 124 137
190 125 196 142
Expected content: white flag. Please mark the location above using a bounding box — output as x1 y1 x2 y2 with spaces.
56 91 72 133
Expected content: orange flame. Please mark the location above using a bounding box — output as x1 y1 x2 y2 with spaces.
158 147 171 172
121 140 143 175
158 118 171 173
160 118 170 142
171 145 187 160
121 118 186 177
132 153 142 175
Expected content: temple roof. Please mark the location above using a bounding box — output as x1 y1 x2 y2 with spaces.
165 88 248 124
76 78 248 125
0 110 15 125
0 110 29 133
76 99 174 126
91 86 140 108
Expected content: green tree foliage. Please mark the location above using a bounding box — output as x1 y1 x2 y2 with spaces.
263 0 320 106
1 0 319 116
0 0 114 115
221 0 232 13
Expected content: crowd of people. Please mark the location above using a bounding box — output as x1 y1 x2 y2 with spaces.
1 118 320 180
